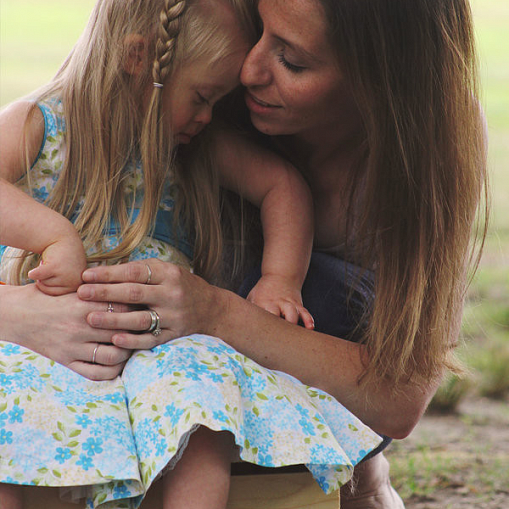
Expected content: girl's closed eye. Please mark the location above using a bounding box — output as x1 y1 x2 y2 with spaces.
195 92 210 105
277 53 306 74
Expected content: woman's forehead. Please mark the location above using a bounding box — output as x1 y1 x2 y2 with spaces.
258 0 333 57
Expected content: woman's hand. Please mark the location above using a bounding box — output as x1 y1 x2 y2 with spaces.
0 283 132 380
79 259 221 350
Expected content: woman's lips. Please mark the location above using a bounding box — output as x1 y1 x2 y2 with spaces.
245 91 280 114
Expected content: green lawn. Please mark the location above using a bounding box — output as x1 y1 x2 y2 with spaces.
1 0 508 352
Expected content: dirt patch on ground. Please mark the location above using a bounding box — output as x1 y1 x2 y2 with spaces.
385 396 509 509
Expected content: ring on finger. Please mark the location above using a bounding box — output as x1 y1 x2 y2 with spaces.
107 302 114 313
145 264 152 285
92 344 100 364
145 309 162 336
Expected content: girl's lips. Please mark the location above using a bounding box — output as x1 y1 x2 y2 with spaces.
177 133 192 144
245 91 280 114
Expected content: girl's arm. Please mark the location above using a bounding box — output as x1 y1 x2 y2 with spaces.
212 129 315 328
0 102 130 378
79 259 442 438
0 101 86 294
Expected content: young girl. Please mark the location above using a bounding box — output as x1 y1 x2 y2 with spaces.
0 0 382 508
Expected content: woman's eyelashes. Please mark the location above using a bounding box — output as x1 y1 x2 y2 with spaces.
277 53 305 73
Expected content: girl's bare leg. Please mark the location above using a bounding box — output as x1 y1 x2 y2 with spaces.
162 427 234 509
0 483 23 509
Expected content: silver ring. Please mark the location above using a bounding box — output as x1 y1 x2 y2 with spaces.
145 309 162 336
107 302 114 313
92 344 100 364
145 264 152 285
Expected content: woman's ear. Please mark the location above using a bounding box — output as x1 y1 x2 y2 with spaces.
123 34 148 76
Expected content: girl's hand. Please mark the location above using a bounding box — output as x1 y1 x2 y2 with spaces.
28 233 87 296
0 283 132 380
79 259 220 350
247 274 315 330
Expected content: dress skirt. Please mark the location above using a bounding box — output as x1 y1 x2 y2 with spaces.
0 335 381 508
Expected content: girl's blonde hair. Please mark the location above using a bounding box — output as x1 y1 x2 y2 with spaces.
13 0 256 283
318 0 488 389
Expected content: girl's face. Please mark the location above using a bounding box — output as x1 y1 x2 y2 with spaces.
240 0 353 141
163 50 247 145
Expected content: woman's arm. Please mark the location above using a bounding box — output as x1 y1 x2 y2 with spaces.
79 259 441 437
0 283 131 380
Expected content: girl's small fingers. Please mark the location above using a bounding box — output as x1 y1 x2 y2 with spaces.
280 303 299 325
297 307 315 330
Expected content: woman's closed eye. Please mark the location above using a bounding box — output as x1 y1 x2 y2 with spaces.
277 53 306 74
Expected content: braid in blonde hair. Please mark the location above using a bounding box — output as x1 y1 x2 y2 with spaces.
152 0 186 87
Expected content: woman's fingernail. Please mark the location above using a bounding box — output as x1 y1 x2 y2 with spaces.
79 286 93 299
82 270 96 282
88 313 102 326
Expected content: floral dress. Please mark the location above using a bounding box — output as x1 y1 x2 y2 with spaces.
0 99 382 508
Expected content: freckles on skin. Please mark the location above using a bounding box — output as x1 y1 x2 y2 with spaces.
241 0 350 141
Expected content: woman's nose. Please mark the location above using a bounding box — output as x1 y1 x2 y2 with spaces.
241 40 271 88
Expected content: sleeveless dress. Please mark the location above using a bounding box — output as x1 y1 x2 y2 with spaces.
0 99 382 509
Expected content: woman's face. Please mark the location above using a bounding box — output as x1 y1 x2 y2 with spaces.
240 0 351 140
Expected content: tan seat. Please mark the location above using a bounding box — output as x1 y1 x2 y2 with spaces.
23 466 340 508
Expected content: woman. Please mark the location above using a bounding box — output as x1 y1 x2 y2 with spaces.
1 0 486 507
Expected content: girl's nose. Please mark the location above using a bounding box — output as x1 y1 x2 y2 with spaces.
195 106 213 126
241 39 271 88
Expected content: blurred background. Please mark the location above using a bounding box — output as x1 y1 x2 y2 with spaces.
1 0 507 507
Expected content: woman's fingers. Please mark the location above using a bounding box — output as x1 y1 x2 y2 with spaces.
68 360 127 381
82 260 161 285
87 308 153 331
111 332 164 351
85 342 132 366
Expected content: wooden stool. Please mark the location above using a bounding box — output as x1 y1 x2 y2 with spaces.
22 465 340 508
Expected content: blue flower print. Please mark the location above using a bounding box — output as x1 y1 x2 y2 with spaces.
83 437 103 456
113 484 130 499
55 447 72 464
0 373 12 387
156 439 167 457
32 186 49 203
76 454 94 471
75 414 92 428
9 406 24 424
165 403 184 427
317 476 330 493
1 344 20 356
354 449 368 465
104 392 125 404
257 453 274 467
3 477 20 485
0 412 7 428
0 429 13 444
212 410 229 423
